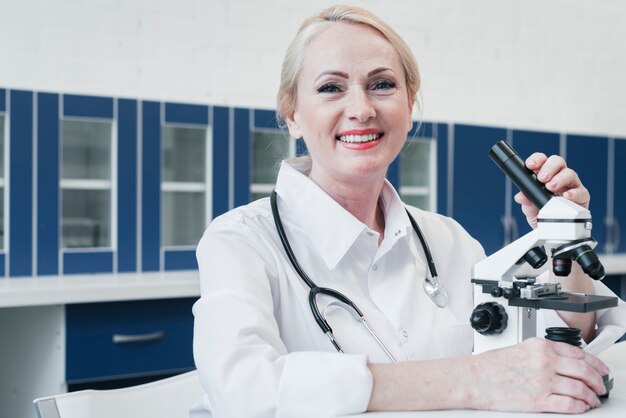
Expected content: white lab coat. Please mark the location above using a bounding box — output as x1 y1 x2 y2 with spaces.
191 159 626 418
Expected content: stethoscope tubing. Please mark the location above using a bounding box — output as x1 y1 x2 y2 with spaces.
270 189 444 361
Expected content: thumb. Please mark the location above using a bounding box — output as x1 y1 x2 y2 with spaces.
515 192 539 229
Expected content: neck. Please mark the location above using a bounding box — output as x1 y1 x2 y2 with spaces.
309 168 386 240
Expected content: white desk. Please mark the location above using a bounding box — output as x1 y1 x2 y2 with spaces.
0 271 200 308
341 342 626 417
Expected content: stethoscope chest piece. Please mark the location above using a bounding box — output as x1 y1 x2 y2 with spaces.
423 276 448 308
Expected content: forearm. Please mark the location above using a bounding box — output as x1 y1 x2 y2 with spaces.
548 262 596 342
367 357 476 411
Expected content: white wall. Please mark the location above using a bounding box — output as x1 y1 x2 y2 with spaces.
1 0 625 137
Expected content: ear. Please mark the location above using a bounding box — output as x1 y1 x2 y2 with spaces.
285 113 303 139
406 99 415 132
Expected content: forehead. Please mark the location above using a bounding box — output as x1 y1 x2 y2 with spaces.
301 22 403 77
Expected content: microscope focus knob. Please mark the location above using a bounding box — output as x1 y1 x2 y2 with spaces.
470 302 508 335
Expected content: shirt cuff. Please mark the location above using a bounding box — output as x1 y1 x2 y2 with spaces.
277 352 373 418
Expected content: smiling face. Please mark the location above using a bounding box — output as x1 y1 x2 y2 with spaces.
286 22 414 189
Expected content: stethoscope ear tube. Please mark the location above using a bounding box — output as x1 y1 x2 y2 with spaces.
271 190 317 290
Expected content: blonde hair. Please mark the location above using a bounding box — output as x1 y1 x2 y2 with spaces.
276 4 421 123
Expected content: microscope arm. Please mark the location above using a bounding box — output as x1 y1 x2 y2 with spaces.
473 229 544 283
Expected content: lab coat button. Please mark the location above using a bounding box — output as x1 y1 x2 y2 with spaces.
372 264 378 271
402 330 409 338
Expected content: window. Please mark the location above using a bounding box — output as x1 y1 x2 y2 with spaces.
399 138 436 211
251 130 293 200
161 125 208 247
61 120 114 248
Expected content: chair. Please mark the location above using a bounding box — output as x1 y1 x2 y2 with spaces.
33 370 203 418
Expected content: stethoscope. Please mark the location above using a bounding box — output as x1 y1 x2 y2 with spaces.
270 189 448 362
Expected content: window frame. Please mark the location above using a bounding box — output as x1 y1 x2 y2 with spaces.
59 116 117 251
0 88 6 271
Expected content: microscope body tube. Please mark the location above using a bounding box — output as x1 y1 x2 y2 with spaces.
489 141 553 210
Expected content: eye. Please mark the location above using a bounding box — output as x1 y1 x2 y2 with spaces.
317 83 343 94
371 80 397 90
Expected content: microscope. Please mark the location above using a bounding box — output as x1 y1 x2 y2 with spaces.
470 141 618 392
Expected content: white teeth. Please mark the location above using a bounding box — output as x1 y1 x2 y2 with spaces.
337 133 382 143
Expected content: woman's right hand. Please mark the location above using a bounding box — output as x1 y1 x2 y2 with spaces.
472 338 609 413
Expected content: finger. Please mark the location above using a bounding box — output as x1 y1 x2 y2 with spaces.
550 341 610 377
536 155 567 184
514 191 533 207
514 192 539 228
514 191 539 218
526 153 548 173
540 394 591 414
553 356 606 396
545 168 581 193
561 187 590 209
549 375 602 409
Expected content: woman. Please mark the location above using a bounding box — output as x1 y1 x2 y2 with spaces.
192 5 625 417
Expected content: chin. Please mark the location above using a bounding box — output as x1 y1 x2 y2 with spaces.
341 160 389 181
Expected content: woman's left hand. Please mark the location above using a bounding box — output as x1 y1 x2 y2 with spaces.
514 153 590 228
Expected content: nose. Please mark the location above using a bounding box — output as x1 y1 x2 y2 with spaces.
345 88 376 122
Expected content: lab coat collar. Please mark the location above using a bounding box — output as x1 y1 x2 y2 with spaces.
378 177 413 247
274 159 412 270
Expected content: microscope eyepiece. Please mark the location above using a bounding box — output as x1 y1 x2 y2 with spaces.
489 141 553 210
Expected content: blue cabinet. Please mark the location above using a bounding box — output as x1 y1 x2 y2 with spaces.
452 124 507 255
613 138 626 253
1 85 625 275
36 94 135 275
141 101 226 272
66 298 195 383
9 90 34 277
566 134 609 253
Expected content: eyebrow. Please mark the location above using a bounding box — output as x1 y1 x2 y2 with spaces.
314 67 395 82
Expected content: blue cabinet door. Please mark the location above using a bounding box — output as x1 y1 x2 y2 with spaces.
511 130 561 239
614 138 626 253
453 125 507 255
566 135 608 253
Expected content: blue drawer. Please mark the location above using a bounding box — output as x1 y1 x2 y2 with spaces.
66 298 195 382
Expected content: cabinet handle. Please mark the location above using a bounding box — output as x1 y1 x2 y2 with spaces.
510 217 519 242
615 218 621 252
605 217 617 254
501 216 511 247
112 331 165 344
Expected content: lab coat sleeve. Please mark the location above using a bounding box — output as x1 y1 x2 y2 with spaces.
535 271 626 355
193 216 373 418
584 279 626 355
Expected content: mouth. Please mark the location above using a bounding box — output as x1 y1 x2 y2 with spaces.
336 129 384 144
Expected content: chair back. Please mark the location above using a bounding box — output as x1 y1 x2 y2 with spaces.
34 370 203 418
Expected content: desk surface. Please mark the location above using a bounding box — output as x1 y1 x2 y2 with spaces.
340 342 626 417
0 271 200 308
